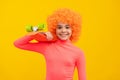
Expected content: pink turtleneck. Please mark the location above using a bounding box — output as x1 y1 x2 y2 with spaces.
14 34 86 80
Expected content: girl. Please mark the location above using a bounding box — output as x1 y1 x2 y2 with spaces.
14 8 86 80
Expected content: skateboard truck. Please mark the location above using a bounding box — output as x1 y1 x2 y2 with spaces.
25 24 45 32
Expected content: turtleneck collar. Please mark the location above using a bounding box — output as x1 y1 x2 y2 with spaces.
56 39 72 45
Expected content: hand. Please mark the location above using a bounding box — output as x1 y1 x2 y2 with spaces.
44 32 53 40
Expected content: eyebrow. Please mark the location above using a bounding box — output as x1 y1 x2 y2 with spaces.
57 25 62 26
65 25 69 26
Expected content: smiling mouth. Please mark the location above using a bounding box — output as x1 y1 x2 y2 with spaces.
59 34 69 37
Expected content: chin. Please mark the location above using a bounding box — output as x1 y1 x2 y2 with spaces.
60 39 67 40
58 36 70 41
59 38 68 40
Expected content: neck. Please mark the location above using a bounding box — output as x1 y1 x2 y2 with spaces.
57 39 71 43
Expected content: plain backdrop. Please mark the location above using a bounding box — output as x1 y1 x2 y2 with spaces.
0 0 120 80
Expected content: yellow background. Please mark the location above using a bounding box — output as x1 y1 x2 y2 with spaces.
0 0 120 80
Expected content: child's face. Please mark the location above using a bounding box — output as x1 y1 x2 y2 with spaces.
56 22 72 40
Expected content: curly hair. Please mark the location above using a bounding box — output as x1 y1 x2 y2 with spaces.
47 8 82 42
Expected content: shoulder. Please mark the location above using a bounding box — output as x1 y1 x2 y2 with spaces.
76 48 84 56
72 45 85 58
72 45 84 53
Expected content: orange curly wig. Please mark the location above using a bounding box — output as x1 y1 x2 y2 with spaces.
47 8 82 42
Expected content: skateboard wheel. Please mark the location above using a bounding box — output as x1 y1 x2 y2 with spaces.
26 25 33 32
38 24 44 30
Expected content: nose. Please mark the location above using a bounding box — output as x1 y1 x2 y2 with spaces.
61 28 66 32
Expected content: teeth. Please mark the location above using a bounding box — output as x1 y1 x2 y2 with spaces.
60 34 68 37
60 34 68 35
61 34 67 35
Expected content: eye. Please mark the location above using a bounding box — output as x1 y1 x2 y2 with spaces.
65 25 70 29
57 25 62 29
66 26 70 29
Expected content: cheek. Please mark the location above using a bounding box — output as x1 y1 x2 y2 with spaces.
56 29 60 35
69 30 72 35
56 29 62 33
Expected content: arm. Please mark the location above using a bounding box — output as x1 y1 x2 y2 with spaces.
76 51 86 80
14 32 49 54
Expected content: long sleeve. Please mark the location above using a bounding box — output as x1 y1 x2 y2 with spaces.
14 34 49 54
76 51 86 80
